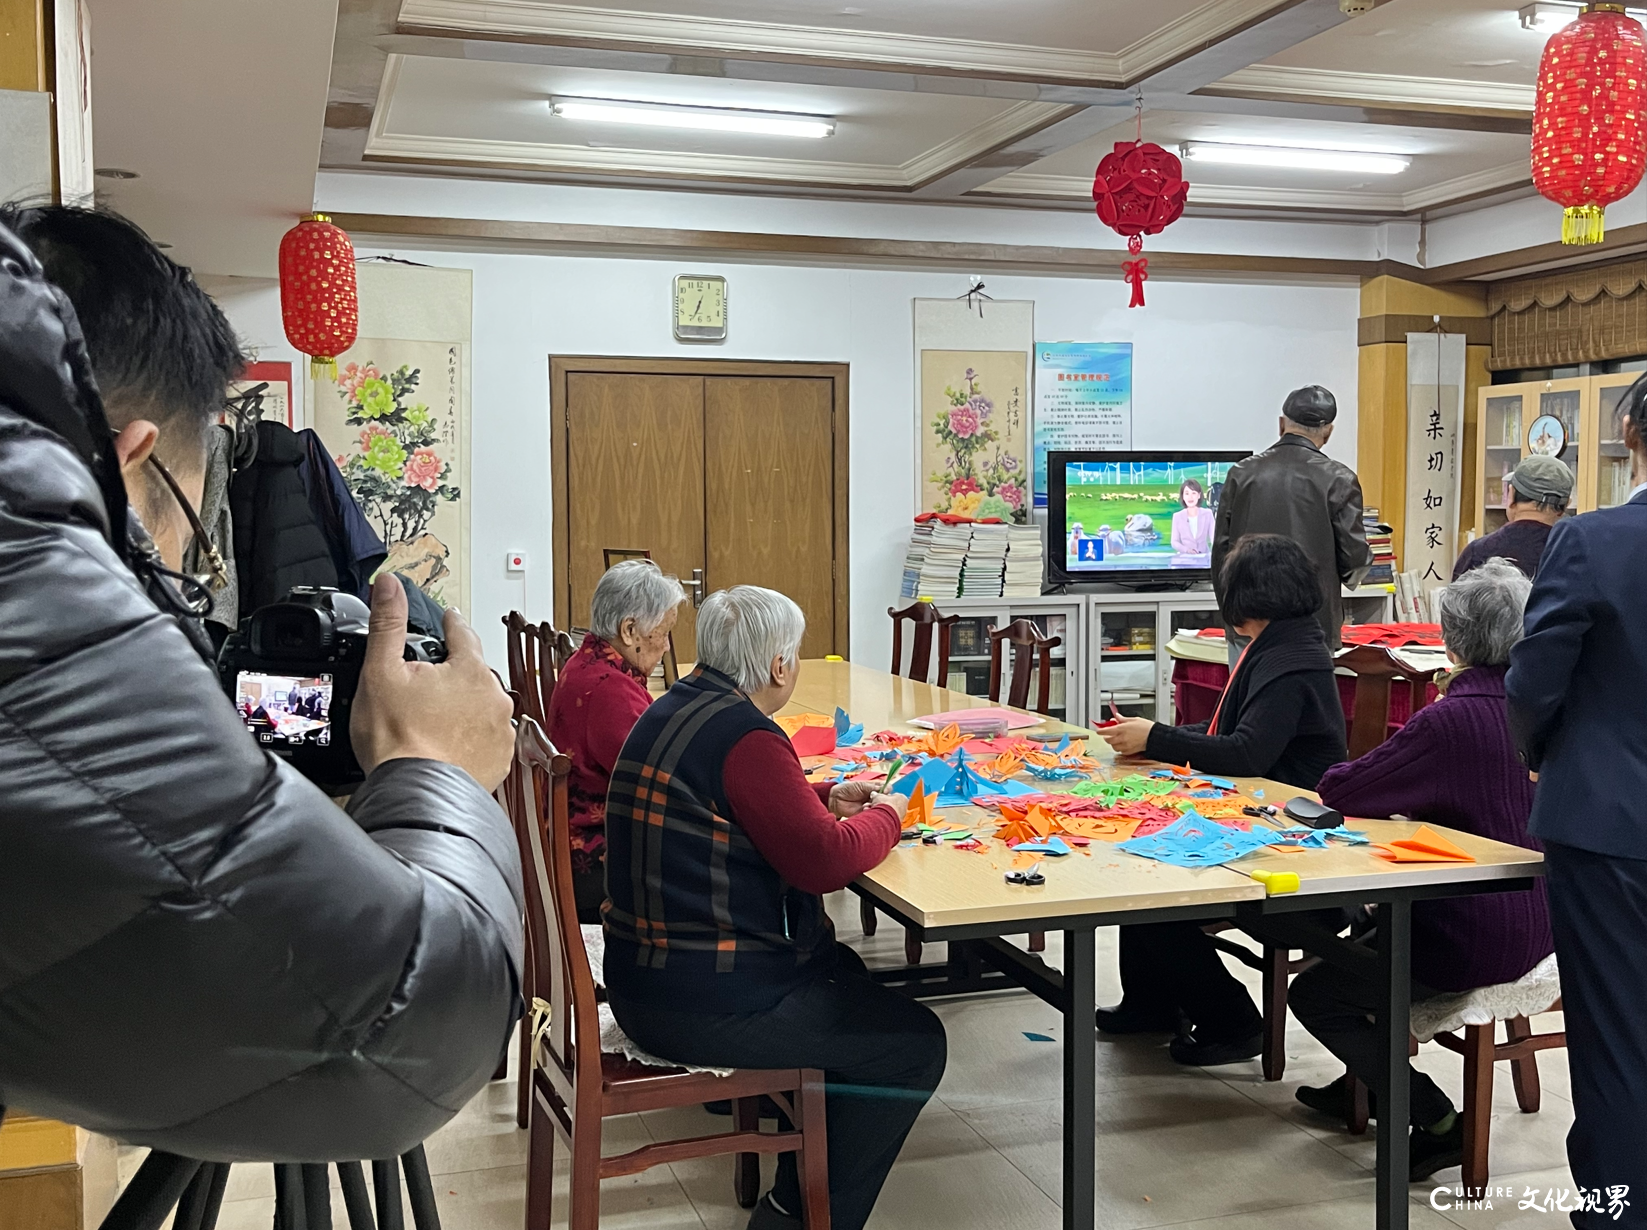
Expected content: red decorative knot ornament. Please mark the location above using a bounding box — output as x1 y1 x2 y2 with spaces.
1092 140 1188 308
1532 3 1647 246
279 213 359 378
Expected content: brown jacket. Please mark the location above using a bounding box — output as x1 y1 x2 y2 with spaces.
1212 434 1373 648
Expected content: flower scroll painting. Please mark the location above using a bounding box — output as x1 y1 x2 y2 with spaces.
312 338 468 608
920 349 1030 523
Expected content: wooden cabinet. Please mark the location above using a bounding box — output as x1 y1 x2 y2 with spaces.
1474 374 1638 531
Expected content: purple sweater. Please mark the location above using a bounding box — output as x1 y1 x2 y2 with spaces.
1316 665 1552 993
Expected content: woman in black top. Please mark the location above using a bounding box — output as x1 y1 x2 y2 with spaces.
1095 534 1348 1065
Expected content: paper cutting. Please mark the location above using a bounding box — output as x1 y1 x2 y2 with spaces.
1119 813 1283 867
833 706 864 747
1372 825 1476 863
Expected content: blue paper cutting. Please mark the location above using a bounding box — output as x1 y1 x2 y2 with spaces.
833 707 864 747
1014 836 1073 856
1026 763 1084 781
1253 789 1265 798
1023 1032 1055 1042
1205 776 1237 791
1119 812 1283 867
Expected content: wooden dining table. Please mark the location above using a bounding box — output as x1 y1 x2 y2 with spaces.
780 659 1546 1230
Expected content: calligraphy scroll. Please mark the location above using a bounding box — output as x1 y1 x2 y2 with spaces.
1403 332 1465 589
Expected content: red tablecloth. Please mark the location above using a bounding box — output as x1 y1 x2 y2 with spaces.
1171 658 1438 738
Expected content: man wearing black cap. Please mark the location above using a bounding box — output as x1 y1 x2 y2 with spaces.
1212 386 1373 651
1451 453 1572 580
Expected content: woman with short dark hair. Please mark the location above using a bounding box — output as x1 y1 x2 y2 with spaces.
1099 533 1347 788
1171 477 1215 557
1094 534 1349 1065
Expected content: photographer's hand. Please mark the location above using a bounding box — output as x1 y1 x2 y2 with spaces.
353 574 515 791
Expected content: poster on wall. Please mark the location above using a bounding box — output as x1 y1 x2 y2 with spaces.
310 264 472 612
914 297 1033 524
1031 342 1133 508
1402 331 1465 589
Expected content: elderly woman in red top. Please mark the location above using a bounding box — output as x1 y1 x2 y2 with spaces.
546 559 685 922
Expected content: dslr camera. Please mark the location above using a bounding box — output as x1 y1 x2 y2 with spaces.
218 586 445 791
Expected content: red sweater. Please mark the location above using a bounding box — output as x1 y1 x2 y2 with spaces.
544 634 651 858
721 730 900 893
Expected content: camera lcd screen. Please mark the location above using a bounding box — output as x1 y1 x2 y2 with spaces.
235 672 334 749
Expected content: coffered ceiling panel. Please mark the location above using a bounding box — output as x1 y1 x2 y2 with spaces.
366 54 1071 188
396 0 1297 82
977 108 1532 213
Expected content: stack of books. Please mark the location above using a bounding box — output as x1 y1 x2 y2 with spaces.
899 519 935 599
1003 522 1044 596
1363 507 1396 588
959 523 1009 597
915 522 971 599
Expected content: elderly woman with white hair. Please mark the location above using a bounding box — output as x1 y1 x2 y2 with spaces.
1288 558 1554 1183
602 585 943 1230
545 559 685 923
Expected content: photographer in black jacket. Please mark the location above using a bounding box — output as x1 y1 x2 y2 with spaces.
0 206 522 1162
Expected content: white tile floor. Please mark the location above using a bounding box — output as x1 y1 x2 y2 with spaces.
129 892 1574 1230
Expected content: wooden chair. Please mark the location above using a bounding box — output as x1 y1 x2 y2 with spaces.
502 611 576 726
505 717 830 1230
888 601 958 685
870 602 961 961
1345 1006 1567 1193
987 619 1061 716
497 611 573 1115
603 548 681 686
1339 644 1443 759
983 619 1063 954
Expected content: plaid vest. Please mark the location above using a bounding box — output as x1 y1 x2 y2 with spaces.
601 666 832 1013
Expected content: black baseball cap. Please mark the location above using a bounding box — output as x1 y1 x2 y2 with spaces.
1283 385 1337 427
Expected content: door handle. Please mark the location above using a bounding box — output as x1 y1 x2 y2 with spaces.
683 568 706 607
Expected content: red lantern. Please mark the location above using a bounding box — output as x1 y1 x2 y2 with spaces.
1532 3 1647 245
279 213 359 378
1092 140 1188 308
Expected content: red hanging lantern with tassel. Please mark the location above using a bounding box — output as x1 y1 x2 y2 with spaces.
279 213 359 378
1532 3 1647 246
1092 140 1188 308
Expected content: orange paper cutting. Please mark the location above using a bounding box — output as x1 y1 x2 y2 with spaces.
777 712 834 736
1372 825 1476 864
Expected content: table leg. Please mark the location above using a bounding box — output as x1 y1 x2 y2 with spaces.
1376 898 1412 1230
1062 927 1096 1230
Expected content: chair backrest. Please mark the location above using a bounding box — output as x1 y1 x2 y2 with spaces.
502 611 545 723
505 718 602 1137
988 618 1061 715
1338 644 1442 759
503 613 577 723
888 600 959 685
601 548 680 687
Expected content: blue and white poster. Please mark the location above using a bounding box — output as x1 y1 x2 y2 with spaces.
1032 342 1133 508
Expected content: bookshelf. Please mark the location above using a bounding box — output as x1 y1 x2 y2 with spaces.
932 596 1087 726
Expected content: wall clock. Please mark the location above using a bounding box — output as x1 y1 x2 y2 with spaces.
673 274 727 342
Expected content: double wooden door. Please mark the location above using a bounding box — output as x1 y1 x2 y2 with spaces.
551 358 850 663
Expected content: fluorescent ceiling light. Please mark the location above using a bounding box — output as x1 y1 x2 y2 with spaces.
550 97 835 138
1179 140 1410 174
1519 2 1647 32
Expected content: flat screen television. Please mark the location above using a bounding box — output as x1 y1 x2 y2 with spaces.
1047 450 1250 587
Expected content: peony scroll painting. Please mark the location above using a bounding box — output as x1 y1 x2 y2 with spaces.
914 296 1034 525
310 263 472 611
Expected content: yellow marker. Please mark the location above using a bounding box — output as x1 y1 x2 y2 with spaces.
824 654 844 661
1251 868 1300 895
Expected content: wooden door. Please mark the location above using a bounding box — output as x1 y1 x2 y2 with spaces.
705 377 836 659
564 372 706 660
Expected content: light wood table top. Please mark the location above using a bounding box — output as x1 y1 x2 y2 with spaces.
785 661 1545 937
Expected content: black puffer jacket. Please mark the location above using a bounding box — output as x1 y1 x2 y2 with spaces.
0 225 524 1162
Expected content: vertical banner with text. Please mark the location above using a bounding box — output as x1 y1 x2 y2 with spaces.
1403 332 1465 589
